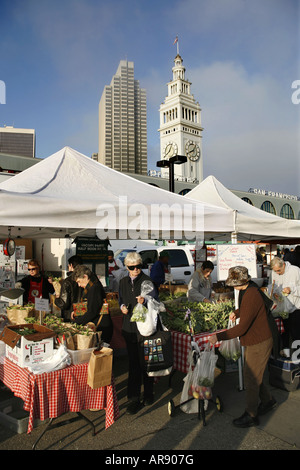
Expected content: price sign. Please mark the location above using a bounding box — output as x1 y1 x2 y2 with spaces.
35 298 50 312
217 244 257 281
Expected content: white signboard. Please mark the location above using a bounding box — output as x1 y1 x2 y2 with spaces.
35 298 50 312
217 244 257 281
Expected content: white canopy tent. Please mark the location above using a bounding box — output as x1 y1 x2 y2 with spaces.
0 147 235 241
185 175 300 242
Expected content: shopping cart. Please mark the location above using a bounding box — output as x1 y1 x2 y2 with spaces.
167 310 223 426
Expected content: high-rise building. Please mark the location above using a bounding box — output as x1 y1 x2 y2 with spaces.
0 126 36 158
158 53 203 183
98 60 147 175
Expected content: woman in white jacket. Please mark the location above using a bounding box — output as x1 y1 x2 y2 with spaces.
270 257 300 355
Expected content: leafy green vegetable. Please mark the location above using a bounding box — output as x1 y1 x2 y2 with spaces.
160 299 234 334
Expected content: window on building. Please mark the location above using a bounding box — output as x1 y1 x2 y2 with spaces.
241 197 253 206
179 188 191 196
260 201 276 215
280 204 295 219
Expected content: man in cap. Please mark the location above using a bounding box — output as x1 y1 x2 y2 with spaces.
209 266 277 428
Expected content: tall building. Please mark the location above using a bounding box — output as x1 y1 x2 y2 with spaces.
98 60 147 175
0 126 36 158
158 53 203 183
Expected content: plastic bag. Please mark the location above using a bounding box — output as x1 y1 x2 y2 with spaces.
131 281 166 337
180 351 199 413
219 319 241 361
269 286 293 319
27 344 71 375
195 343 218 388
131 281 154 323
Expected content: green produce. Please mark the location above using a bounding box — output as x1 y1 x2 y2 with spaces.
160 299 234 334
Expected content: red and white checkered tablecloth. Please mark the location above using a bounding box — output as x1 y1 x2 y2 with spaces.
171 317 285 375
171 330 224 374
0 357 120 434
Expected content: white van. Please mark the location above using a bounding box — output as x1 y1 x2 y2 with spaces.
137 246 195 285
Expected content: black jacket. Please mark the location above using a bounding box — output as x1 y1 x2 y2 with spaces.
20 274 55 304
119 272 157 342
54 273 82 320
72 278 113 343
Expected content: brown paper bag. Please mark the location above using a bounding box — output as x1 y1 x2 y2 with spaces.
6 305 35 324
87 347 113 389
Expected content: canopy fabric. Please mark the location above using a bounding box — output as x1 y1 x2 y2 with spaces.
0 147 234 240
186 175 300 241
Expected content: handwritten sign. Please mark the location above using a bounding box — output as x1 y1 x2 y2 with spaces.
217 244 257 281
35 298 50 312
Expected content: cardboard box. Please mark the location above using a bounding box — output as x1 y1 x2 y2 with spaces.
0 324 55 368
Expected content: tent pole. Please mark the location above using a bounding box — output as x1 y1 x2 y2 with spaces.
231 230 244 391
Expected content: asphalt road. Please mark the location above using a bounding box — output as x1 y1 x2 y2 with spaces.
0 352 299 454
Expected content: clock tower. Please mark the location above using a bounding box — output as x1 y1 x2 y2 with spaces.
158 53 203 184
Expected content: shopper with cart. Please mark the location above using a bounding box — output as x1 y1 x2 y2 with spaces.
208 266 277 428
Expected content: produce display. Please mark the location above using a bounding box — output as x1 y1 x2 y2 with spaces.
25 315 99 350
160 299 235 334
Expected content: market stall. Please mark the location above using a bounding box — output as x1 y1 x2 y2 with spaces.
161 296 285 375
0 356 119 435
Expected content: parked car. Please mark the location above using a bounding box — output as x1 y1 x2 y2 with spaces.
137 246 195 285
114 248 136 265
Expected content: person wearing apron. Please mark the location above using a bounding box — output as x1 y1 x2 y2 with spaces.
20 259 55 304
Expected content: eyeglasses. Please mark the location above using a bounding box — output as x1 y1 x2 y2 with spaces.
127 264 143 271
28 267 38 271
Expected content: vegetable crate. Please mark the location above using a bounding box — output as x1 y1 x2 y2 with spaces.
0 324 55 368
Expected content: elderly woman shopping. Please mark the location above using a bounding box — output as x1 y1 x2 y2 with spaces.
119 252 158 415
208 266 277 428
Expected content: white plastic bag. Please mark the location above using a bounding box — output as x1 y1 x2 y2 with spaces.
270 286 293 319
180 351 199 413
27 344 71 375
219 319 241 361
196 343 218 387
131 280 166 337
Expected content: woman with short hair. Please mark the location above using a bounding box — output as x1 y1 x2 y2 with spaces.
187 260 214 303
71 265 113 344
119 252 158 414
20 259 55 304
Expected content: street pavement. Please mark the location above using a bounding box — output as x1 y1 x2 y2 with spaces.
0 352 299 452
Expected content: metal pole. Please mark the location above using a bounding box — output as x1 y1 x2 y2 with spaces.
169 162 174 192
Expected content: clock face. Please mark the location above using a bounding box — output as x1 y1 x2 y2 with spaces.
185 141 200 161
164 142 178 159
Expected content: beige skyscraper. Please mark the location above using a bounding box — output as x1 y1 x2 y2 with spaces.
98 60 147 175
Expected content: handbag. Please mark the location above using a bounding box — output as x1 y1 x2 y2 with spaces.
138 315 173 376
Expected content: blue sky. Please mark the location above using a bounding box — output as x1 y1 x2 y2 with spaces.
0 0 299 196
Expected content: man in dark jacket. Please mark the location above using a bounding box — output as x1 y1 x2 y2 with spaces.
119 252 158 414
55 255 83 321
